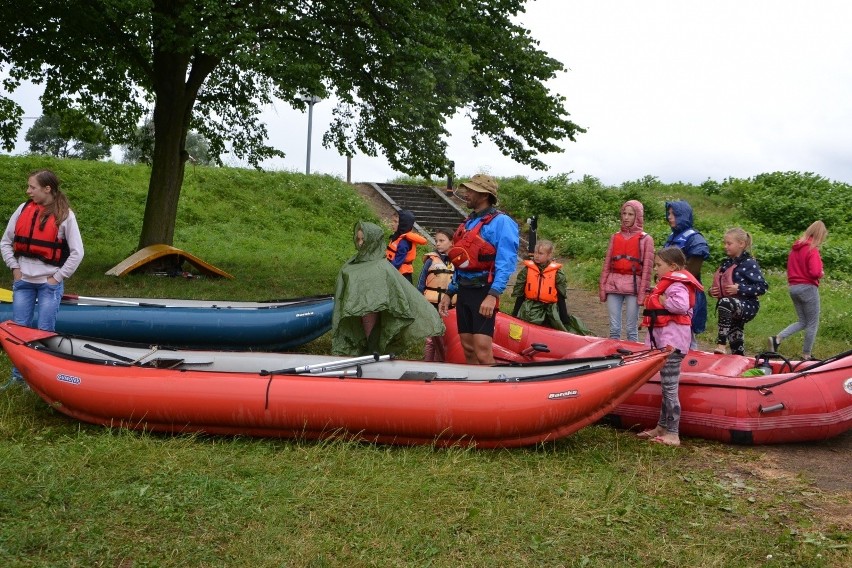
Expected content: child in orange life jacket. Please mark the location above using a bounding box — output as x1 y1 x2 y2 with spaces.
386 209 427 283
638 247 703 446
511 240 571 331
417 229 455 361
709 228 768 356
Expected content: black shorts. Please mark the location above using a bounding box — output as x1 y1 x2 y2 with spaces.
456 286 497 336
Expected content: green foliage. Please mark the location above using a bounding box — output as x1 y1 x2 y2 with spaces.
24 113 110 160
123 120 215 166
720 171 852 235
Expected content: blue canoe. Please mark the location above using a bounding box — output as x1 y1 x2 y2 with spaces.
0 294 334 351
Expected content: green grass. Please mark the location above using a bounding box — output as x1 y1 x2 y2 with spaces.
0 156 849 567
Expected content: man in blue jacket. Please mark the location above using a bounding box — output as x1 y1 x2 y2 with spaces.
664 200 711 349
439 174 519 364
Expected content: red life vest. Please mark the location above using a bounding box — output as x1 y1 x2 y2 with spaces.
448 212 499 273
386 231 427 275
611 232 646 274
710 263 737 298
423 252 455 305
641 270 704 329
523 260 561 303
13 200 68 266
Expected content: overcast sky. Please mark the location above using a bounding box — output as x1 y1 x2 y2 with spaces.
5 0 852 185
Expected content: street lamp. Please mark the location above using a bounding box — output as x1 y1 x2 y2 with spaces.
298 94 321 175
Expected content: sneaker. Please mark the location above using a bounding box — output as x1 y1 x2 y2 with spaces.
768 336 780 352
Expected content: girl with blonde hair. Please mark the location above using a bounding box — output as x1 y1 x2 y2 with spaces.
769 221 827 360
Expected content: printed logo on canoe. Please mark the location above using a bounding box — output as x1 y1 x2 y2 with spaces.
844 378 852 395
295 311 315 318
548 389 579 400
56 373 82 385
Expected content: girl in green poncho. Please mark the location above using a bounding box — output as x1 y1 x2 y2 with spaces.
331 222 445 356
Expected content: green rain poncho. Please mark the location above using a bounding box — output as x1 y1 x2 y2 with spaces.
331 221 445 356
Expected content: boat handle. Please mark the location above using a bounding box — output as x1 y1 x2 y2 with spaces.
758 403 785 414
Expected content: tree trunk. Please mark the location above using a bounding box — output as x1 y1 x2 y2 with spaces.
137 102 188 249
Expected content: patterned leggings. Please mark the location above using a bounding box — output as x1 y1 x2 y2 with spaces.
658 350 685 434
716 297 756 356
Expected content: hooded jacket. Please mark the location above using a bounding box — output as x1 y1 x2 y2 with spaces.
332 221 444 356
786 239 824 287
663 200 710 277
599 200 655 303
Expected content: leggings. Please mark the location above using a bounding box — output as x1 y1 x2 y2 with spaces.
658 350 685 434
716 297 757 356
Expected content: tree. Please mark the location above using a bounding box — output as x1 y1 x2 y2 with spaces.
123 120 214 166
25 113 111 160
0 1 583 250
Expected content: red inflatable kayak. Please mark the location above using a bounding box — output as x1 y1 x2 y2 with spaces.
0 321 670 448
443 311 852 444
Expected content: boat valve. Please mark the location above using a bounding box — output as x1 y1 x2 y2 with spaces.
758 403 785 414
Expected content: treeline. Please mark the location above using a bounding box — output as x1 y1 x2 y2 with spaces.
495 171 851 275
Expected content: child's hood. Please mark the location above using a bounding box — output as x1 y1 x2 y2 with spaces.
391 209 416 240
351 221 386 263
665 200 695 234
621 199 645 233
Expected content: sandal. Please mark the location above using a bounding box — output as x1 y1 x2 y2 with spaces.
651 436 681 447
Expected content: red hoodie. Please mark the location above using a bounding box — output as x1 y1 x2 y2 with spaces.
786 239 824 287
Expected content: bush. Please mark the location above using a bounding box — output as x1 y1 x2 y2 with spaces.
721 171 852 235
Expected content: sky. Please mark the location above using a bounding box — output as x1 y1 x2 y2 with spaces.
4 0 852 186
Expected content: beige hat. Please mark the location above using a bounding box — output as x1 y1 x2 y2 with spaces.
459 174 498 198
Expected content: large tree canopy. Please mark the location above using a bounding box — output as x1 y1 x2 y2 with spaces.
0 0 583 249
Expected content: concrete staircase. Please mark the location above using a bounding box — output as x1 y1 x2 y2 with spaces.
369 183 467 242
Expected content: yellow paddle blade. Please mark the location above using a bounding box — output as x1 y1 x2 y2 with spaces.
0 288 11 302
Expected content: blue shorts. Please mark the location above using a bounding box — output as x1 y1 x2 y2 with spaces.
455 285 497 336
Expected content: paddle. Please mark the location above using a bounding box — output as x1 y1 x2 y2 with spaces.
61 294 167 307
0 287 166 307
260 353 394 377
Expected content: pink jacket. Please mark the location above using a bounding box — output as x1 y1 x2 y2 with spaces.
786 239 824 287
643 281 692 354
599 200 655 303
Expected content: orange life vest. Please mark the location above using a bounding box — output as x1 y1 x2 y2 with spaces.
523 260 561 303
641 270 704 329
423 252 455 305
611 232 646 274
448 212 499 274
13 200 68 266
386 231 427 275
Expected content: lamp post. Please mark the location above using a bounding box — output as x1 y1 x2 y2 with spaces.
298 94 321 175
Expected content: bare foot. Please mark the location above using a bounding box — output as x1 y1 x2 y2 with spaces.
651 433 681 447
637 426 666 439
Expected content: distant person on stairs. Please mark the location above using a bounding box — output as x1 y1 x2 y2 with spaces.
438 174 519 364
1 169 84 389
386 209 427 283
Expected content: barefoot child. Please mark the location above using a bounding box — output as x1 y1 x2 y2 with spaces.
709 228 768 356
511 240 572 331
417 229 454 361
638 247 703 446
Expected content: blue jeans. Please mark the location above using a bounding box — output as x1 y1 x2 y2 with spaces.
606 293 639 341
9 279 64 382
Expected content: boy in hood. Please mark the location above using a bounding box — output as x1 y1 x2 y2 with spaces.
664 201 710 348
